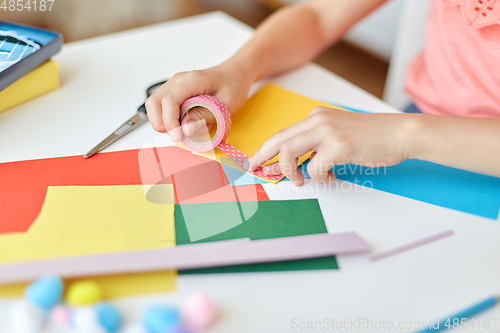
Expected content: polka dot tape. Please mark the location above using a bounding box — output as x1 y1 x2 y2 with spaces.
180 96 282 181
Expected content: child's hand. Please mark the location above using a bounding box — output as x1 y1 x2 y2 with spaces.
249 107 414 185
145 63 253 143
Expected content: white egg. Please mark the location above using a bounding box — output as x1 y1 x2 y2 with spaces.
120 323 148 333
70 307 106 333
9 301 47 333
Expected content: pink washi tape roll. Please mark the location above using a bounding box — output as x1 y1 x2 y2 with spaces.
180 95 282 181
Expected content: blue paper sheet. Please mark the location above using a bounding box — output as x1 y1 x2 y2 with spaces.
333 160 500 219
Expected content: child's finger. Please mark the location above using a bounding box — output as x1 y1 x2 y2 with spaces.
190 122 213 139
308 150 337 184
278 131 320 185
160 86 193 143
262 163 281 175
152 75 210 142
249 117 316 171
145 92 169 133
145 82 182 140
180 106 217 136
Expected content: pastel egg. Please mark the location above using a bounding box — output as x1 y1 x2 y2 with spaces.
142 306 180 333
95 302 122 333
169 325 193 333
70 306 106 333
182 293 217 331
25 276 64 311
66 280 103 306
120 323 149 333
9 300 47 333
52 305 70 325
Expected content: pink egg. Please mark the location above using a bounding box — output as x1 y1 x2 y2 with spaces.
181 293 217 331
52 305 70 325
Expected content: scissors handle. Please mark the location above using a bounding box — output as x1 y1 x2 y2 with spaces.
137 80 168 113
138 103 147 113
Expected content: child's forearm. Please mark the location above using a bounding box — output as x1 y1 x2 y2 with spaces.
224 0 387 83
405 115 500 177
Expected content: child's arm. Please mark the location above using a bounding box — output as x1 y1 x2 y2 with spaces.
145 0 387 142
232 0 388 81
248 108 500 184
409 115 500 177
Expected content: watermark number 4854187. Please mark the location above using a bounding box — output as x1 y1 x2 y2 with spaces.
1 0 54 11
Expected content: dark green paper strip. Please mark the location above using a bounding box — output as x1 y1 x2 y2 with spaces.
175 199 338 274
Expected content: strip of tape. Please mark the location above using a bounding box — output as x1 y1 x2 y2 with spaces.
369 230 454 261
180 95 283 181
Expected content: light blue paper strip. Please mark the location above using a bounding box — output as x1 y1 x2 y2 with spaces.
333 160 500 220
220 163 267 186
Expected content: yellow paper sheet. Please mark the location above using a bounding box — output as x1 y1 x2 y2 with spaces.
0 60 60 113
0 185 176 298
178 83 344 184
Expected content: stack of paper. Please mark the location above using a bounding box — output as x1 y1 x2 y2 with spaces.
0 60 60 113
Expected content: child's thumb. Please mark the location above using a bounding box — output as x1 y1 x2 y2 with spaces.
181 106 217 136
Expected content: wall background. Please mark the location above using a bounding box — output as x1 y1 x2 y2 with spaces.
0 0 407 100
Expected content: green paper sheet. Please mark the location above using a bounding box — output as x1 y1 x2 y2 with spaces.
175 199 338 274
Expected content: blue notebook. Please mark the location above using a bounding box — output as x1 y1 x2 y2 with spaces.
0 21 62 92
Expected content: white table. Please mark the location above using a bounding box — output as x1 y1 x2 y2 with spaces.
1 12 500 333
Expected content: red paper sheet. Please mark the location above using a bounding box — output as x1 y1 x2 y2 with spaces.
0 147 268 234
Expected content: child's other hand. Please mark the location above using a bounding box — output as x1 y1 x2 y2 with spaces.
249 107 414 185
145 64 252 143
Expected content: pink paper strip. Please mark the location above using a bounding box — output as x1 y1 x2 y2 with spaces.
369 230 454 262
0 232 369 285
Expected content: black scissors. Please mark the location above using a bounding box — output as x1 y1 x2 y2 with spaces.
84 80 167 158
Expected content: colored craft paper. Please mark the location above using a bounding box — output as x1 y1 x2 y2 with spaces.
175 199 338 274
0 185 176 298
333 160 500 219
0 146 267 234
0 272 178 299
227 84 334 167
285 151 500 219
180 198 244 242
0 146 269 297
0 60 60 113
169 159 268 205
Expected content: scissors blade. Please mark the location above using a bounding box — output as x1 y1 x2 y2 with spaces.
84 112 148 159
